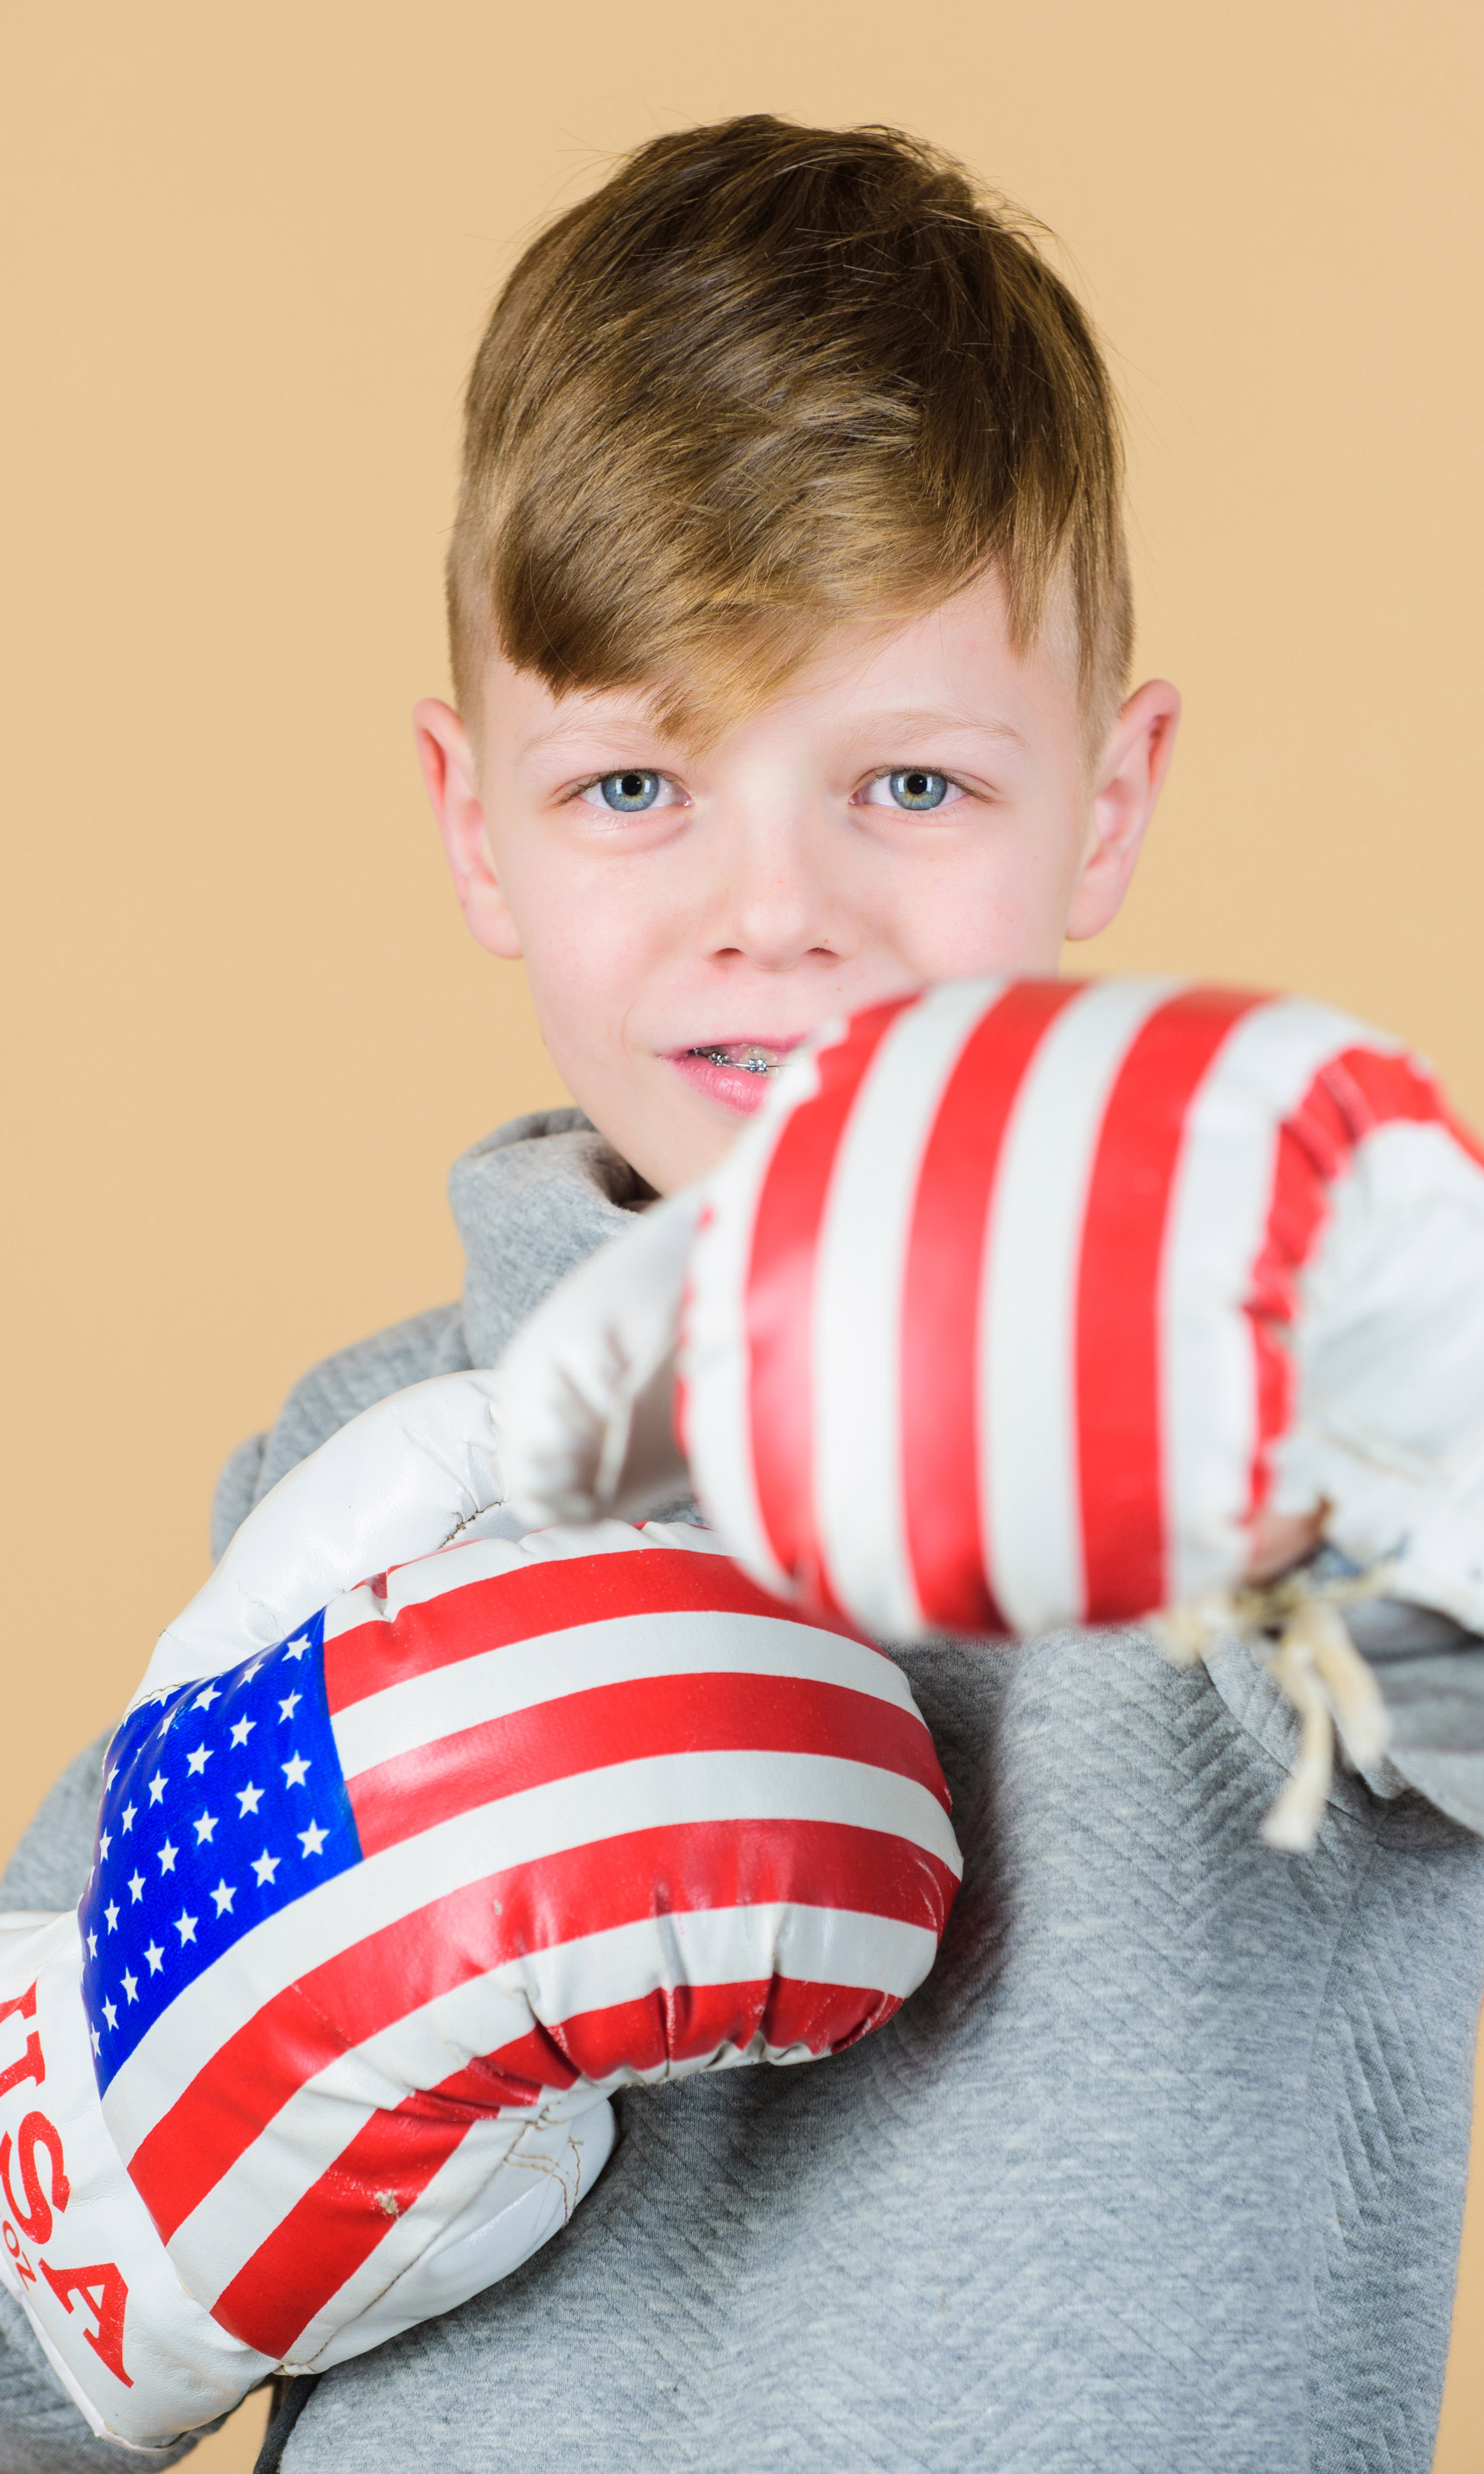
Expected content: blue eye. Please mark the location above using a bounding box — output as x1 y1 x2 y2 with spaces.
599 770 661 812
887 769 949 810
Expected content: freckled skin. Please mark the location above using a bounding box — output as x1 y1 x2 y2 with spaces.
415 585 1304 1577
416 571 1181 1199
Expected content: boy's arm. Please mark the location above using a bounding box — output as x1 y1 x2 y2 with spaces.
244 1303 471 1519
0 1740 108 1915
0 2296 202 2472
0 1300 470 2464
5 1298 474 1917
1364 1615 1484 1835
209 1301 472 1563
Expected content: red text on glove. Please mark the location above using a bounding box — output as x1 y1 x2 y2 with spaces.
0 1983 44 2104
0 1989 133 2385
39 2259 133 2386
1 2111 71 2244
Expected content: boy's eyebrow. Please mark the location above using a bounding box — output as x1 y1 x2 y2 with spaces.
517 716 664 762
859 706 1030 753
516 706 1033 762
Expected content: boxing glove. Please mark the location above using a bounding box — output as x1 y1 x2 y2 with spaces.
2 1387 958 2448
495 976 1484 1846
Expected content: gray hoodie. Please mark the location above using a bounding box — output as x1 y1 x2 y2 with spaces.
4 1111 1482 2474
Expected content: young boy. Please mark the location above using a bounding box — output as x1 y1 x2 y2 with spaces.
4 114 1481 2474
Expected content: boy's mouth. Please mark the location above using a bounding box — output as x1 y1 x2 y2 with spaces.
692 1043 785 1075
667 1038 804 1116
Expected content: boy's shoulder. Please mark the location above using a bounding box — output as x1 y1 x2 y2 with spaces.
210 1101 646 1562
211 1300 471 1559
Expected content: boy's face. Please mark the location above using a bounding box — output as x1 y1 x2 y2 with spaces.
417 571 1179 1196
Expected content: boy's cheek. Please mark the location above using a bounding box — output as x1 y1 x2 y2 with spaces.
873 855 1081 983
515 960 669 1169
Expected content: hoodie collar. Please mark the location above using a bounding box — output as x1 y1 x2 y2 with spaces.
448 1107 653 1370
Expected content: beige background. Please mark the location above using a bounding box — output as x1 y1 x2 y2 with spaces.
3 3 1482 2465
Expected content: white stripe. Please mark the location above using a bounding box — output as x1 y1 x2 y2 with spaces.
981 978 1181 1634
174 2076 529 2311
321 1518 728 1644
811 980 1006 1638
332 1604 922 1781
169 1898 935 2303
682 1032 843 1595
1295 1117 1484 1467
287 2101 617 2372
102 1747 961 2158
1161 997 1404 1600
281 2113 546 2367
284 2105 609 2370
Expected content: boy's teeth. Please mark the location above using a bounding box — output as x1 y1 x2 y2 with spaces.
695 1044 782 1074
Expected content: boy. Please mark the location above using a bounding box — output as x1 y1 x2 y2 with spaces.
4 114 1481 2474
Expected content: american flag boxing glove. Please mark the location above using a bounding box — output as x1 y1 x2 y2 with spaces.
1 1398 957 2448
680 977 1484 1621
499 976 1484 1852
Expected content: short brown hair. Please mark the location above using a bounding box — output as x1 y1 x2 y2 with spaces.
448 115 1132 742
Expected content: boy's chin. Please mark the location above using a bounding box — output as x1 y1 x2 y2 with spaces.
592 1069 760 1198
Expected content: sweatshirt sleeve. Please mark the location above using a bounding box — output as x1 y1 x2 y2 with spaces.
0 1738 107 1914
0 2293 204 2471
1371 1638 1484 1837
249 1303 470 1504
1341 1590 1484 1835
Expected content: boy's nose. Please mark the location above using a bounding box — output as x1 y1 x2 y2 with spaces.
706 820 847 973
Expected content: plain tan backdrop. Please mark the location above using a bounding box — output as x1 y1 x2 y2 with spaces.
4 3 1482 2466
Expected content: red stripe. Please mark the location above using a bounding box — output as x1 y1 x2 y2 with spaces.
432 2028 579 2106
130 1817 958 2242
325 1546 860 1715
210 2075 481 2353
745 1003 909 1612
1075 988 1264 1618
211 1970 904 2355
367 1962 898 2122
535 1973 903 2084
1246 1044 1468 1513
900 981 1085 1631
347 1670 950 1856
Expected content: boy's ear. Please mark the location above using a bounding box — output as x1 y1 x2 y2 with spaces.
1063 678 1182 943
413 698 524 960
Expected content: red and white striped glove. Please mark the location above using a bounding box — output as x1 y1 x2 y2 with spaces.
1 1378 958 2449
497 976 1484 1847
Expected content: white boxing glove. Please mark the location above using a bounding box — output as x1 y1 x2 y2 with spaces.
496 976 1484 1850
0 1913 271 2451
493 1193 700 1534
3 1381 958 2447
1 1369 543 2451
141 1368 512 1704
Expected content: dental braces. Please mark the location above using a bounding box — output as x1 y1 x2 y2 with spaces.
693 1046 781 1074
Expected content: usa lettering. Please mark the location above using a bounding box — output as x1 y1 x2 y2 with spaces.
0 1982 132 2386
0 1982 44 2104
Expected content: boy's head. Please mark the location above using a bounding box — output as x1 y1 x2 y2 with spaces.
417 116 1179 1195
